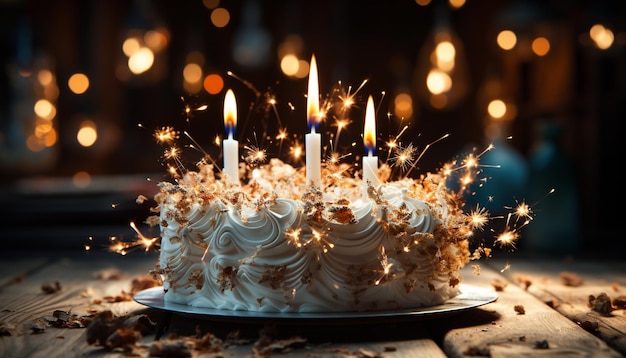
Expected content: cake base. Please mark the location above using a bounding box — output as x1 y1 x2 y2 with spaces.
134 284 497 323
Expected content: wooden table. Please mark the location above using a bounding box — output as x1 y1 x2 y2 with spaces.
1 250 624 357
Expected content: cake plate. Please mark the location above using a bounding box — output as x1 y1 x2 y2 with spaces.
134 284 497 324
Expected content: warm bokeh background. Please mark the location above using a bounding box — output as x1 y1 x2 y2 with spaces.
1 0 624 256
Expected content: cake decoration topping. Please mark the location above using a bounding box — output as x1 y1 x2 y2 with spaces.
102 55 551 313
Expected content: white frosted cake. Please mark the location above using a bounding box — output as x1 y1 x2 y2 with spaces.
152 158 479 313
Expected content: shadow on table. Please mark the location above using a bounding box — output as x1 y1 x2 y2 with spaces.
130 305 499 345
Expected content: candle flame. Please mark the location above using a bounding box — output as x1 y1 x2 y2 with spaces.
363 95 376 155
307 55 320 132
224 89 237 138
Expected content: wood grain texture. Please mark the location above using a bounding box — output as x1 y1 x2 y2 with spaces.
1 253 624 357
439 263 623 357
0 252 155 358
0 257 51 289
0 252 450 357
487 257 626 356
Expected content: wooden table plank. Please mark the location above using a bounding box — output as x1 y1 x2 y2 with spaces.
0 251 448 357
435 263 623 357
2 252 623 357
486 257 626 356
0 255 52 288
0 252 157 358
148 314 448 358
219 339 447 357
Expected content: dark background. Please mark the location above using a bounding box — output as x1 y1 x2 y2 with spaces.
0 0 624 256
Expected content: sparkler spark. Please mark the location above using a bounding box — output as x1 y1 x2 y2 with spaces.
384 125 409 166
404 133 449 177
285 228 302 247
495 229 519 249
326 151 353 166
184 131 210 158
331 118 352 148
290 142 303 162
276 128 288 141
180 96 208 123
163 146 181 160
84 236 93 252
468 205 490 231
374 247 394 286
244 144 267 165
154 126 180 144
514 201 532 221
389 143 417 171
287 228 334 254
108 222 159 255
114 74 540 266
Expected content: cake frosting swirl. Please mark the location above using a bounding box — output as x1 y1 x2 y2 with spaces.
153 159 473 312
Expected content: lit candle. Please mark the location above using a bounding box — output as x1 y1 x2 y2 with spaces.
305 54 321 188
223 89 239 184
362 95 379 197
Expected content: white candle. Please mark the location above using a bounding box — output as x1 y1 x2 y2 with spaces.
223 89 239 184
305 54 321 188
362 95 379 197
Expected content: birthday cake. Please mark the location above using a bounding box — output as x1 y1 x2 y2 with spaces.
152 157 479 313
142 55 504 313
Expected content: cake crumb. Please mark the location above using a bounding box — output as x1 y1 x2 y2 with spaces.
102 274 160 303
514 305 526 315
29 319 48 334
545 299 559 308
149 339 191 357
41 281 61 294
464 345 490 356
579 320 599 332
513 275 532 290
258 265 288 290
86 310 156 349
358 348 382 357
322 347 383 358
105 328 141 351
472 264 481 276
45 309 91 329
491 279 508 292
0 322 17 336
613 295 626 310
93 268 124 280
560 272 584 287
588 292 613 315
253 335 307 356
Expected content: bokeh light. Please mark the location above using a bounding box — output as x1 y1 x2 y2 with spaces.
68 73 89 94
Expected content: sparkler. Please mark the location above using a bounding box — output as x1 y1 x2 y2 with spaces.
106 222 159 255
